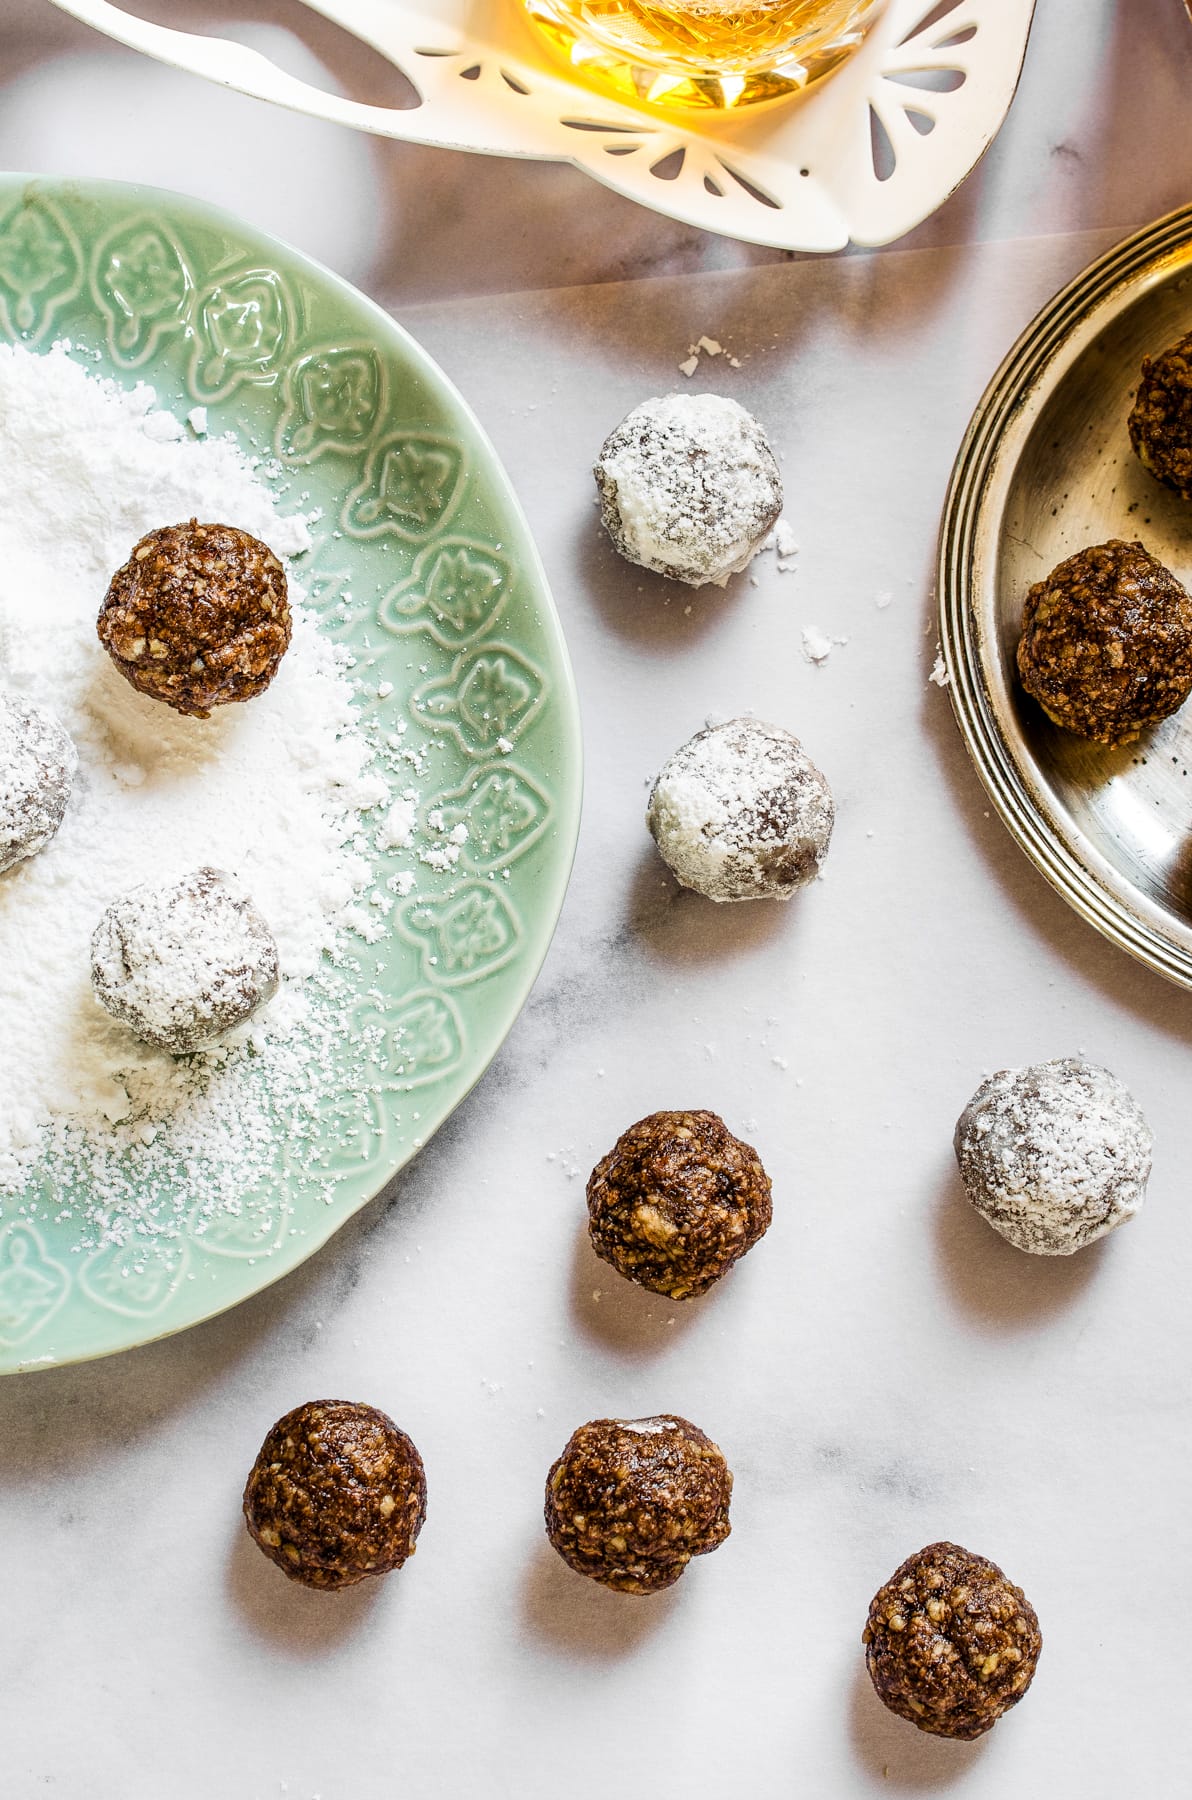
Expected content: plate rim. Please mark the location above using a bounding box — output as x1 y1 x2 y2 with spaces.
0 171 584 1372
938 203 1192 993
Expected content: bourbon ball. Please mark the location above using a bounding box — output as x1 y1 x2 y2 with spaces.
954 1056 1151 1255
0 690 77 873
863 1542 1042 1740
1128 329 1192 497
587 1109 772 1300
97 519 291 717
90 866 279 1053
243 1400 427 1591
544 1414 732 1594
648 716 834 902
595 393 783 587
1016 539 1192 744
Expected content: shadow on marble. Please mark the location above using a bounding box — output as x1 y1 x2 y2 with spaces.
932 1160 1106 1331
627 845 797 967
919 656 1192 1053
519 1536 681 1659
577 511 755 650
848 1658 988 1790
568 1218 705 1358
225 1519 385 1655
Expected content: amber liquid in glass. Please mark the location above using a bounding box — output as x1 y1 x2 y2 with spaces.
523 0 886 108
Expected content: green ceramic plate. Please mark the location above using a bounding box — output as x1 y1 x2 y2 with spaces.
0 175 581 1373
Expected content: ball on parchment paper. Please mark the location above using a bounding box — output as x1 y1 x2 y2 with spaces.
595 392 782 588
647 716 834 902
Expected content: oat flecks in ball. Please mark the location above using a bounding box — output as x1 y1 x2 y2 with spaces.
954 1055 1151 1255
243 1400 427 1591
863 1541 1042 1740
97 519 291 718
1128 329 1192 497
587 1108 772 1299
545 1415 731 1594
648 716 834 902
0 690 77 873
90 866 279 1054
1016 539 1192 745
595 393 782 587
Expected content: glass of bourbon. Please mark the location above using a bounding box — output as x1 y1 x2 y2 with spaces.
522 0 888 109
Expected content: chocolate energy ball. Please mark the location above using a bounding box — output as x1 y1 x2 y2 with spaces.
595 393 782 587
545 1414 732 1594
1128 329 1192 497
97 519 291 718
1016 539 1192 744
954 1055 1151 1255
648 716 834 902
0 690 77 873
863 1542 1042 1740
587 1108 772 1300
243 1400 427 1590
91 866 279 1053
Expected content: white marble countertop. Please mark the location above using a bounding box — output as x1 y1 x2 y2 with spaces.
2 3 1192 1797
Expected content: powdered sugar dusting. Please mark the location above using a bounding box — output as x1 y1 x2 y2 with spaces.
954 1056 1153 1255
0 342 417 1245
595 393 782 588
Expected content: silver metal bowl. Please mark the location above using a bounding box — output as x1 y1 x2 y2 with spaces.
939 206 1192 990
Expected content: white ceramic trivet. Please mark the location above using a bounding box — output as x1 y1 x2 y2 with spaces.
47 1 1035 250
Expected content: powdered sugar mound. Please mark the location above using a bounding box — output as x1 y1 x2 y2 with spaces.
954 1056 1153 1254
647 716 834 902
0 343 397 1224
595 393 782 588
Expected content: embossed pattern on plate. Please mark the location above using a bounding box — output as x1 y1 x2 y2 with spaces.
0 175 582 1371
940 207 1192 989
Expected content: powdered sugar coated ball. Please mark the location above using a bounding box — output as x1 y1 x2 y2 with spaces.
954 1056 1152 1255
647 717 834 902
595 393 782 587
91 867 280 1054
0 690 77 873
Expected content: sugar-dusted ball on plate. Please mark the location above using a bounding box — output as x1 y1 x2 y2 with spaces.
863 1541 1042 1740
587 1108 772 1299
1016 539 1192 744
647 715 834 902
0 690 77 873
954 1055 1152 1254
90 866 279 1054
97 519 291 718
545 1414 732 1594
243 1399 427 1590
595 392 782 587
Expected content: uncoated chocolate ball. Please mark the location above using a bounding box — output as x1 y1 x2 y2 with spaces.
586 1109 772 1299
1016 539 1192 745
863 1542 1042 1740
98 519 291 718
545 1414 732 1594
1128 329 1192 497
243 1400 427 1590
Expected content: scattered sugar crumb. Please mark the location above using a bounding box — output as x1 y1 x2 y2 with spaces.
802 626 835 664
186 406 208 436
875 589 893 609
929 651 952 688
